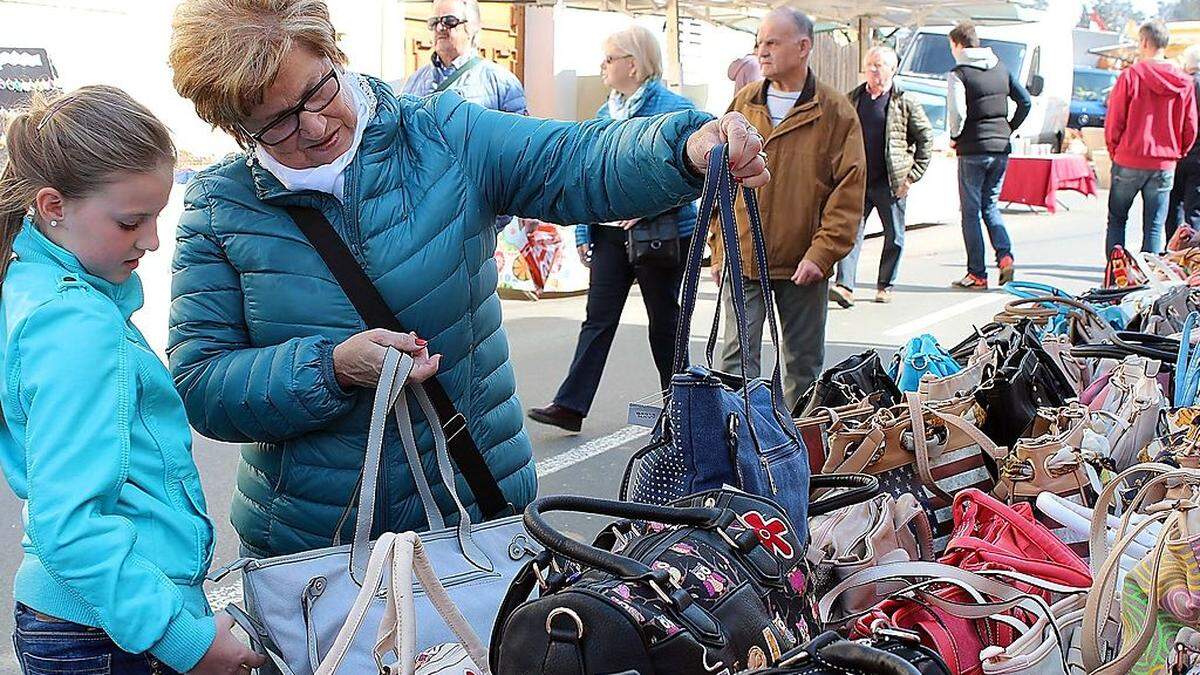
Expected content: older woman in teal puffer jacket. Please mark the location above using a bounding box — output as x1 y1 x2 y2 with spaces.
167 0 768 558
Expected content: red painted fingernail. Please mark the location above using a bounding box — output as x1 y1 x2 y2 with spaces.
415 338 427 347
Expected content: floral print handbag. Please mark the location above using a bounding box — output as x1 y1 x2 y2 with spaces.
491 482 878 675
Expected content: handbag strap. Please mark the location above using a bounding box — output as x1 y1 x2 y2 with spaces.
375 532 492 675
433 56 482 94
316 532 492 675
1177 312 1200 406
905 393 1002 504
283 204 511 521
350 349 491 583
671 145 794 440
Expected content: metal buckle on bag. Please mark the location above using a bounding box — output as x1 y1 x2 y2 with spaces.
442 412 469 444
872 625 921 644
545 607 585 639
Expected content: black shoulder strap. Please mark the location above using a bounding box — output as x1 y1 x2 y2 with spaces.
283 205 513 520
434 56 483 94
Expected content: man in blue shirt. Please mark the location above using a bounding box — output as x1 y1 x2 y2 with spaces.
400 0 527 115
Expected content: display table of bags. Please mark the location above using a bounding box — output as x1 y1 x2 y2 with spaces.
226 149 1200 674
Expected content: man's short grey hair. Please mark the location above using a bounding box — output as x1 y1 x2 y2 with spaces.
866 45 899 69
766 7 814 41
1140 19 1170 51
1184 44 1200 72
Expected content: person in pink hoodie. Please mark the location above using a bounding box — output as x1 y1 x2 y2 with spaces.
1105 20 1199 255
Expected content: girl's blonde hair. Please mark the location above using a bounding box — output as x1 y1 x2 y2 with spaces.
605 25 664 83
0 85 175 285
170 0 347 147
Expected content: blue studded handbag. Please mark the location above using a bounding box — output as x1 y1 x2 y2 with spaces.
621 144 813 541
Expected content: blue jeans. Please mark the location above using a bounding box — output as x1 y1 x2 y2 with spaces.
1107 163 1175 254
836 182 906 290
958 154 1013 278
12 603 181 674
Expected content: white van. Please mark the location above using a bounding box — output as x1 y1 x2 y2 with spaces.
892 20 1074 226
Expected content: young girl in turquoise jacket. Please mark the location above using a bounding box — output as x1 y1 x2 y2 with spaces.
0 87 263 674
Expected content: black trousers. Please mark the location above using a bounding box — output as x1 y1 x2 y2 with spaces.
1167 158 1200 243
554 227 689 416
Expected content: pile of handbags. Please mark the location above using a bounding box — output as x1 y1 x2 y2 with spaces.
221 149 1200 675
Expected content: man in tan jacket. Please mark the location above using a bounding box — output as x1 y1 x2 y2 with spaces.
713 7 865 407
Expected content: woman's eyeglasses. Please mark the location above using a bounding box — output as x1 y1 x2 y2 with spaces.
603 54 633 66
428 15 467 31
240 66 341 147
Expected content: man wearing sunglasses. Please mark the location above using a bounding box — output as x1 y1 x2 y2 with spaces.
399 0 527 115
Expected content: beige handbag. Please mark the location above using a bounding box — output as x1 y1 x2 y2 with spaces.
1040 333 1091 396
823 392 1004 551
806 492 935 626
918 341 996 402
1082 464 1200 675
1089 356 1165 470
993 404 1097 506
315 532 490 675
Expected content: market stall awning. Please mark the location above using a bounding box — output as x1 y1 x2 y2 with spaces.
1088 20 1200 64
0 47 59 112
522 0 1045 33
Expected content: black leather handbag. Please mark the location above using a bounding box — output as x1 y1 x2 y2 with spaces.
491 480 879 675
796 350 901 417
626 211 681 267
743 630 951 674
976 347 1071 449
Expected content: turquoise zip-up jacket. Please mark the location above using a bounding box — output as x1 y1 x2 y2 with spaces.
168 78 712 557
0 222 217 672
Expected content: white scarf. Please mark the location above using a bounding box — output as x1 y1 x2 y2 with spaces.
255 71 371 202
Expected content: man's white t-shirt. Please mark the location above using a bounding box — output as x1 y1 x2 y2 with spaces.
767 84 801 127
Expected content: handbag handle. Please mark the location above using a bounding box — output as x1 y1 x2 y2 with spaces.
524 494 738 580
1177 312 1200 406
348 349 491 584
315 532 492 675
808 473 882 517
671 144 795 443
1081 462 1191 671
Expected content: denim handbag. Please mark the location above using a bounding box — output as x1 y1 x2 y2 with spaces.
621 144 812 539
893 334 962 392
216 349 537 675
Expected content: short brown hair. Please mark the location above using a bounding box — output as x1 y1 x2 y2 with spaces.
949 21 980 49
169 0 347 147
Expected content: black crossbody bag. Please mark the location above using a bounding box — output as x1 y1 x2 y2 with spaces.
283 205 512 519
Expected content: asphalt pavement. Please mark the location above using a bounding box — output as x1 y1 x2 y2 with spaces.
0 186 1123 672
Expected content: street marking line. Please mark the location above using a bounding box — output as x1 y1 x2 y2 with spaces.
536 425 650 478
883 294 1004 337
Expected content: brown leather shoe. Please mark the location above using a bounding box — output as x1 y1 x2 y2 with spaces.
528 404 584 433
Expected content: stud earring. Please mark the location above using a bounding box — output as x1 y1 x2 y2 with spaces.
49 220 58 228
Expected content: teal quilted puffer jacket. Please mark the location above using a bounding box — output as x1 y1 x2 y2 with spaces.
168 77 711 556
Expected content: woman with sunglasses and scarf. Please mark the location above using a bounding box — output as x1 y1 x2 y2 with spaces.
401 0 526 115
167 0 768 559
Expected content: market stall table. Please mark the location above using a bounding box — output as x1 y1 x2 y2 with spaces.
999 154 1097 214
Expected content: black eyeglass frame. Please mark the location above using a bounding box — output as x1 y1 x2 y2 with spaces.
239 65 341 147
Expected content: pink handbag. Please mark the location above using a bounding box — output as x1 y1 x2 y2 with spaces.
830 490 1092 675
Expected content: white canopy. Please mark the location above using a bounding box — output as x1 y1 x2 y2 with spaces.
533 0 1045 34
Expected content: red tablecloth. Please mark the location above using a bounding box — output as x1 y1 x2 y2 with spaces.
999 154 1097 214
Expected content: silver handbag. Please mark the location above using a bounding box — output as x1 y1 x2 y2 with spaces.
219 349 536 675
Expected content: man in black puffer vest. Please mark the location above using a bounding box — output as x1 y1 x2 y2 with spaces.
945 21 1031 290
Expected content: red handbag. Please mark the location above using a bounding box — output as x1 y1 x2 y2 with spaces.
838 489 1091 675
